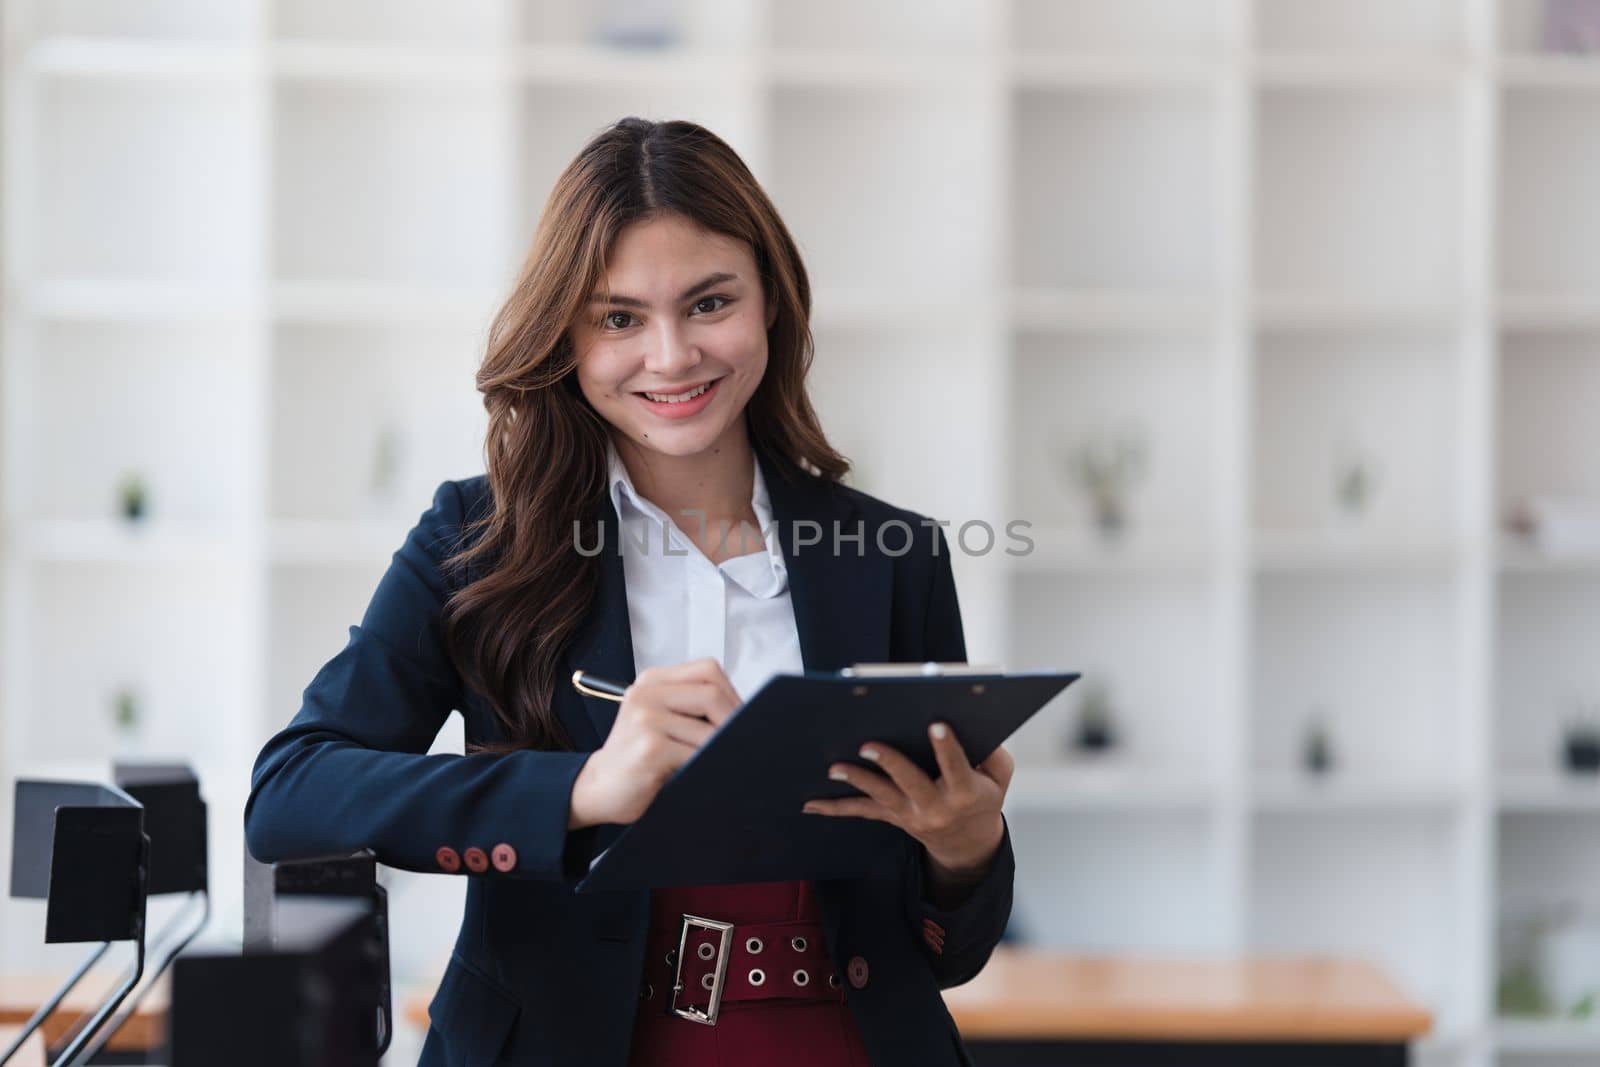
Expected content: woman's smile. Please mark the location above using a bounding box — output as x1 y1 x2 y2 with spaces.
633 374 724 419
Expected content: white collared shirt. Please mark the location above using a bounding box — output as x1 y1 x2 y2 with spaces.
606 439 805 702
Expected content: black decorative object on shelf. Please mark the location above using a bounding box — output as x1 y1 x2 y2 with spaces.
1563 720 1600 775
4 777 150 1066
1303 713 1335 776
1071 683 1119 754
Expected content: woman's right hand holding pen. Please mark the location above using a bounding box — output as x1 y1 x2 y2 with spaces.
568 657 741 828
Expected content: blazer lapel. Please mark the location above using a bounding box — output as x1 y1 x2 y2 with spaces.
560 491 637 751
755 440 892 674
560 439 894 750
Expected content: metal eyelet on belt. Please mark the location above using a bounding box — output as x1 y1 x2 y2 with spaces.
749 968 766 986
793 969 810 987
827 973 839 989
701 973 716 991
790 936 808 952
665 948 676 966
697 942 716 960
640 983 654 1000
745 936 764 954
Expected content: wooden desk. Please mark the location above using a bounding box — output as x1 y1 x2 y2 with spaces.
0 1024 46 1067
0 972 168 1060
943 949 1433 1066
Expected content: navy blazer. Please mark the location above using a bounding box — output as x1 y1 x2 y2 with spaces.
244 439 1015 1066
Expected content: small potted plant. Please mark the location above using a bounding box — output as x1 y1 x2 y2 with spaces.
1060 428 1147 540
111 686 142 753
119 471 148 523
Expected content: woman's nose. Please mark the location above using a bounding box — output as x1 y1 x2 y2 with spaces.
641 322 701 375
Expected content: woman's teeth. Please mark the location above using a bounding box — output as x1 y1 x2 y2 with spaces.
642 381 713 404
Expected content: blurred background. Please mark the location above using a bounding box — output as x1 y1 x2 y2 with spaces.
2 1 1600 1064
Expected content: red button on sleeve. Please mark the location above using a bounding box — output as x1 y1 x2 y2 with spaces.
435 847 461 873
491 843 517 872
463 847 489 873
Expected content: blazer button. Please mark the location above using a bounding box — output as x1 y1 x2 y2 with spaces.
491 843 517 873
847 955 869 989
463 847 489 873
435 847 461 873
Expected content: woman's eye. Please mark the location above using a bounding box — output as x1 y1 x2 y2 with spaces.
603 311 634 330
693 295 729 314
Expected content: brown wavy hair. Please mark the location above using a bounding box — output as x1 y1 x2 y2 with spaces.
440 116 848 753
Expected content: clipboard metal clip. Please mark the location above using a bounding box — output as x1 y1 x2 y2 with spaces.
838 661 1002 678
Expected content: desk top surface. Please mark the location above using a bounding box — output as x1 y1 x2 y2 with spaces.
0 972 168 1052
941 948 1434 1042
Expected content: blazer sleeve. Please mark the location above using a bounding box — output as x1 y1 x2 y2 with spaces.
898 523 1017 988
243 479 598 883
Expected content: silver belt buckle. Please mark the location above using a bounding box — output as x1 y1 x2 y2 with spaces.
670 913 734 1025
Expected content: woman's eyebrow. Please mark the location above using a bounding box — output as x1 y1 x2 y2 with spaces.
587 271 740 309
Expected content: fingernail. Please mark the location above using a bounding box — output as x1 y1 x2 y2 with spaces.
802 804 818 814
858 746 880 762
930 723 949 740
829 768 849 781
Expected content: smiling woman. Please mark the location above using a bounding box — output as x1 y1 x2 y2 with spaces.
243 116 1013 1067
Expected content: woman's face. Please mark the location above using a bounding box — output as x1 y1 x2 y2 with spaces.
571 213 774 461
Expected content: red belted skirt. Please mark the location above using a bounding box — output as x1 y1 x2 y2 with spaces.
627 880 873 1066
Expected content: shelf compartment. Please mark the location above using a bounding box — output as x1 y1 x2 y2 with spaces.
33 0 256 41
770 0 991 54
1255 86 1462 303
806 322 1001 522
273 0 511 46
13 559 248 768
1010 809 1228 951
1012 330 1220 542
35 77 257 283
1497 812 1600 1030
266 560 390 741
1494 573 1600 780
1010 571 1228 784
1013 85 1220 295
17 321 253 524
1011 0 1227 58
1251 808 1463 1026
269 323 487 522
272 81 514 287
1252 572 1465 784
1253 327 1463 542
768 84 990 299
1253 0 1467 58
1498 329 1600 517
1500 87 1600 299
1501 0 1600 56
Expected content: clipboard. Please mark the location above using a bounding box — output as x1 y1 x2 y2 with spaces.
573 664 1078 893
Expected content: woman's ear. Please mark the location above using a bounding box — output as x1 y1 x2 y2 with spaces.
765 294 778 331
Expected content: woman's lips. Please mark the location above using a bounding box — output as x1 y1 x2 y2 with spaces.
634 377 722 419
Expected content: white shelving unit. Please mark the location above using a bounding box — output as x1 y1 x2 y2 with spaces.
3 2 1600 1063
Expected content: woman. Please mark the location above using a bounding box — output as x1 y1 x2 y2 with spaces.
244 116 1015 1066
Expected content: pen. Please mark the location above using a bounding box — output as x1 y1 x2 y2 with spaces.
571 670 628 702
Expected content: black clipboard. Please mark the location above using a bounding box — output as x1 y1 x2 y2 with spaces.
573 664 1078 893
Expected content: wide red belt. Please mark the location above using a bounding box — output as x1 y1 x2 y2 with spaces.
637 913 845 1025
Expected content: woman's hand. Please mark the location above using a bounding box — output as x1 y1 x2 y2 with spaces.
569 657 741 827
802 723 1014 883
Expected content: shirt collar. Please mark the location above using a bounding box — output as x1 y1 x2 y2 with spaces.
605 437 788 598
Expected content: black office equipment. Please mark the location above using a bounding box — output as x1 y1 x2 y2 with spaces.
575 666 1078 893
170 896 383 1067
2 779 149 1067
241 849 391 1059
68 764 212 1065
